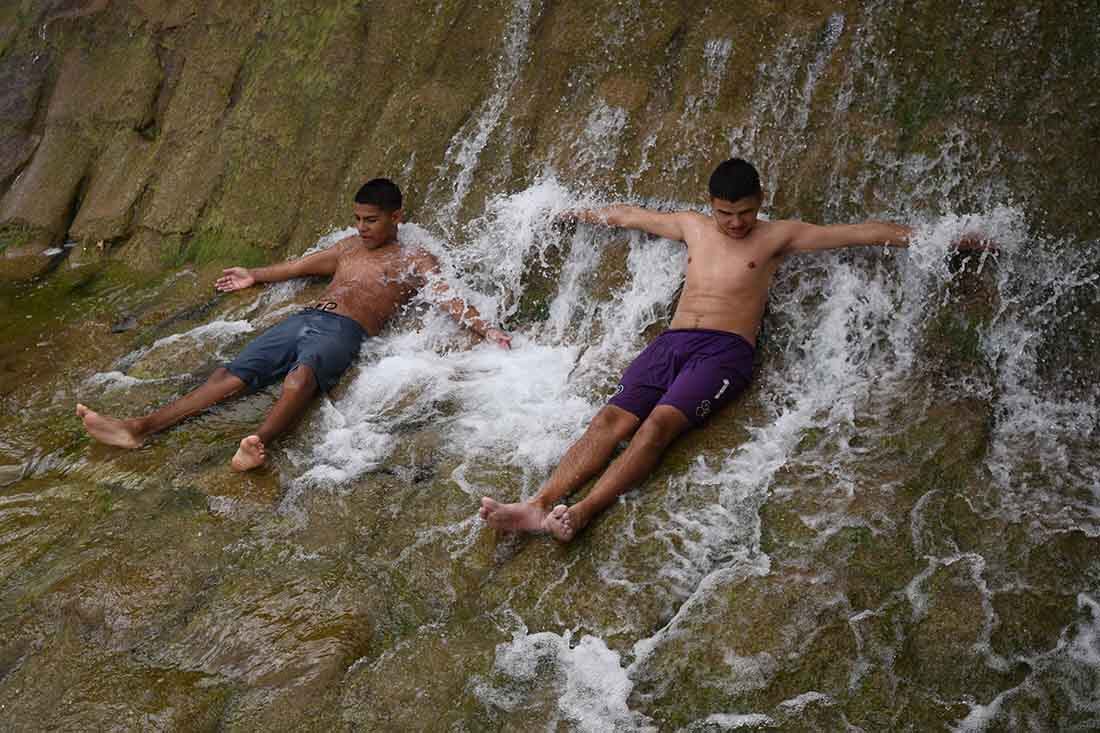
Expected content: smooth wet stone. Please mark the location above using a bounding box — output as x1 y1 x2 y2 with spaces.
0 463 22 486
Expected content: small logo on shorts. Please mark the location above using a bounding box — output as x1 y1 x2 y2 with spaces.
696 399 712 418
613 384 624 398
714 378 730 400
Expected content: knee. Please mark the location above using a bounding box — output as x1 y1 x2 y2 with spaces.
283 365 318 395
633 409 688 450
210 367 244 389
589 406 639 442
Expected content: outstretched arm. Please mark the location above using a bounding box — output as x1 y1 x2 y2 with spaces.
413 251 512 349
780 220 913 254
779 220 995 255
215 243 344 292
560 205 690 242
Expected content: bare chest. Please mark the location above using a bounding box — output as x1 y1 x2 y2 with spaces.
332 249 418 292
684 239 778 295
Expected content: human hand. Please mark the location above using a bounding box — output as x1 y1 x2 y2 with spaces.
553 208 602 226
953 233 998 253
484 327 513 349
216 267 256 292
552 210 580 230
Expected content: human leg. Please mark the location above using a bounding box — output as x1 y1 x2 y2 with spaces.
231 364 318 471
78 367 247 448
479 405 640 532
542 333 755 540
231 312 364 471
544 404 691 542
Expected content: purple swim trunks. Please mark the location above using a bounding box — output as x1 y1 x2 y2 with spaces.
608 328 755 425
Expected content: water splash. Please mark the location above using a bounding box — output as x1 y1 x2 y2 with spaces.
428 0 535 229
474 628 657 732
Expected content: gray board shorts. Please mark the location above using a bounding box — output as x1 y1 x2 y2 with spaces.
225 308 367 393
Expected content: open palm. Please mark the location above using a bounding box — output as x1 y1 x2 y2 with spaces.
216 267 255 292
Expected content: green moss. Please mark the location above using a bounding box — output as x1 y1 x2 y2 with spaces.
758 499 817 555
924 308 984 368
0 222 37 254
796 426 826 451
0 262 138 343
885 398 991 498
171 228 268 268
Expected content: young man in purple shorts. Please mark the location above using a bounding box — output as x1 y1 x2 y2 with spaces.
479 158 984 542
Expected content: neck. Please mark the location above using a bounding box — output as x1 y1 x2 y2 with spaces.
361 236 398 250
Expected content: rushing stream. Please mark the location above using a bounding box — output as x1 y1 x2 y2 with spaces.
1 2 1098 731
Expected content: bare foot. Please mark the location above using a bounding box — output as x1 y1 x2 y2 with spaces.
479 497 549 533
76 403 143 449
231 435 266 472
543 504 581 543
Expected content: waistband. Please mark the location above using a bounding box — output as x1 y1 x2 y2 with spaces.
296 306 368 333
660 328 755 349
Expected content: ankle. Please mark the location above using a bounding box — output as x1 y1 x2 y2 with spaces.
565 502 591 529
529 496 556 513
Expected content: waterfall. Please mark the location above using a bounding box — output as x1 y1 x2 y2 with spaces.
3 2 1098 731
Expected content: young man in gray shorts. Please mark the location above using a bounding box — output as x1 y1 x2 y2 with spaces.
479 158 985 542
78 178 510 471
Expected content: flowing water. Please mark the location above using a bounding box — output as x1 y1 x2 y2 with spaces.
1 4 1099 732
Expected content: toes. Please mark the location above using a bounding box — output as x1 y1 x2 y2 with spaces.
543 505 577 542
478 498 501 522
241 435 265 454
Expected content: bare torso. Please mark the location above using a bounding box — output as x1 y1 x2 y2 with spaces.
668 214 787 344
316 237 427 335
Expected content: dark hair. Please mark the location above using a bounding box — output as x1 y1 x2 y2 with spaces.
708 158 762 203
354 178 403 212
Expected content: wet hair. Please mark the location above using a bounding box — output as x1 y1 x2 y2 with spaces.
354 178 403 212
708 158 762 203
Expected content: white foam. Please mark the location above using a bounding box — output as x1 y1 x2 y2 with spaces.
699 713 775 729
777 690 834 713
702 39 734 98
572 100 629 175
147 319 254 350
85 371 159 390
475 629 656 732
428 0 533 230
953 594 1100 731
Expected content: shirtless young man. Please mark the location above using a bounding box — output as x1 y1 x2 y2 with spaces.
479 157 983 542
78 178 511 471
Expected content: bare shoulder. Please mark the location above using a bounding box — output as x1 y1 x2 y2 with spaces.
673 210 712 241
757 219 802 248
332 236 358 255
679 210 711 227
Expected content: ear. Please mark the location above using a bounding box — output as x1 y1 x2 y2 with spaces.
391 208 404 224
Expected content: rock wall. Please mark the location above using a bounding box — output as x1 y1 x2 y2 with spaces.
0 0 1097 279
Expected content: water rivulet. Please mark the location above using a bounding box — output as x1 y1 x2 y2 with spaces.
1 2 1098 731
